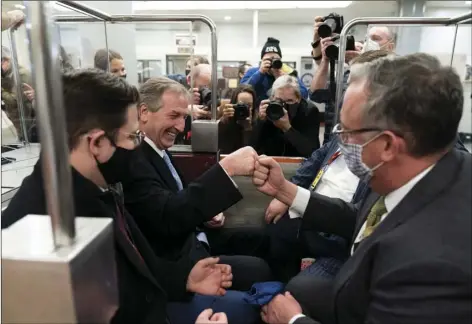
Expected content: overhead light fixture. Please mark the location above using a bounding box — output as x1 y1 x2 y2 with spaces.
466 1 471 4
14 4 26 10
224 16 232 21
133 1 352 11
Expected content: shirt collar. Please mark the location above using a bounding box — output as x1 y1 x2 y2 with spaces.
384 164 435 213
144 136 164 157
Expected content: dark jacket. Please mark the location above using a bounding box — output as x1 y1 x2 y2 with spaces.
122 142 243 261
251 98 320 157
1 160 194 324
218 119 252 154
294 148 472 324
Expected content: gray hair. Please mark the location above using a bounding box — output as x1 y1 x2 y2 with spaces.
271 75 301 99
190 63 211 80
353 53 463 156
139 76 190 112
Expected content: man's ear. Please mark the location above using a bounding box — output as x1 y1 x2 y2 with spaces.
138 103 149 122
88 130 106 156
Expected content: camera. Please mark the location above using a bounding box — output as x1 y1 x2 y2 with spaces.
199 87 212 107
232 102 250 121
269 58 283 70
318 13 344 38
266 99 285 121
325 35 356 61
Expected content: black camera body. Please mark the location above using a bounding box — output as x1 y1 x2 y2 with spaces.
232 102 250 121
318 13 344 38
266 99 285 121
325 35 356 61
199 87 212 107
269 58 283 70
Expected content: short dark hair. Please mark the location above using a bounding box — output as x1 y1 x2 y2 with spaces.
62 69 140 149
94 49 123 71
230 84 256 106
360 53 463 156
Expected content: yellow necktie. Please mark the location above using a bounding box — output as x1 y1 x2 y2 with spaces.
360 197 387 240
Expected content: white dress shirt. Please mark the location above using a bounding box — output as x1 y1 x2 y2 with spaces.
287 163 435 324
288 153 359 219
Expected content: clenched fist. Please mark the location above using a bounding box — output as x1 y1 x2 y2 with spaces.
219 146 258 177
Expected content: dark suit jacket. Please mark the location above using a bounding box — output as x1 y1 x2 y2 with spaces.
295 148 472 324
1 160 194 324
122 141 242 260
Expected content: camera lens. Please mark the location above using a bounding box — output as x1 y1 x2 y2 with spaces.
318 18 338 38
271 59 283 70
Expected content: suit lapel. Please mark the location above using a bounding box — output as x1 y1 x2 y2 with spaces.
142 142 179 192
334 149 462 294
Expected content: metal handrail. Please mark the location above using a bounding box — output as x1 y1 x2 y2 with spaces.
54 13 219 121
334 11 472 123
55 1 111 21
25 1 76 247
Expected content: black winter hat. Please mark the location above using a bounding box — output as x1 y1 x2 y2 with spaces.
261 37 282 59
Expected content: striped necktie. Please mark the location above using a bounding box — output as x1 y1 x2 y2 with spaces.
353 197 387 252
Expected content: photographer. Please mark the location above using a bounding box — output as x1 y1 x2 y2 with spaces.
218 84 255 154
251 75 320 158
241 37 308 107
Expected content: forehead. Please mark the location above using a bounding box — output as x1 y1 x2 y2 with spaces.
161 90 189 112
237 92 253 102
110 58 124 68
275 87 297 99
262 53 281 60
368 27 390 40
340 81 368 130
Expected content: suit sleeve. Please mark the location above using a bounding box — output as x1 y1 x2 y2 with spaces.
366 259 471 324
294 316 321 324
283 103 321 157
154 255 194 302
124 154 243 238
290 140 333 188
301 192 359 241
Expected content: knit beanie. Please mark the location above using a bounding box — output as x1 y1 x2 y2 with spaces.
261 37 282 59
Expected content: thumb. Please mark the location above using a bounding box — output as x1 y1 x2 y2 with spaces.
285 291 296 300
258 155 278 169
198 257 220 268
22 83 33 91
196 308 214 321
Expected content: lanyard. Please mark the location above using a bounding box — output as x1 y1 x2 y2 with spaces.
309 150 342 191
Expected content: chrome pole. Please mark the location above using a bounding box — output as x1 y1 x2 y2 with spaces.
25 1 76 247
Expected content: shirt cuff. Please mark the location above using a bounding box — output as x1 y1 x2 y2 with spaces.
290 187 310 216
289 314 306 324
221 165 238 188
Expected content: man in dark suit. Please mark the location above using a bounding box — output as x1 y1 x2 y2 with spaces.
1 70 261 324
251 53 471 323
123 76 272 291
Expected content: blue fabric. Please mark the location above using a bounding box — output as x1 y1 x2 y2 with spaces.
243 281 285 306
162 151 183 191
166 291 260 324
240 67 309 107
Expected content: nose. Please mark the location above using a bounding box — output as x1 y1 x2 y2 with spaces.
175 117 186 133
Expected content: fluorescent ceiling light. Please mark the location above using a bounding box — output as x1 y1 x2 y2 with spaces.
224 16 232 21
466 1 471 4
14 4 26 10
133 1 352 11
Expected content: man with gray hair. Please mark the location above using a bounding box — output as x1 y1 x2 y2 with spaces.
253 74 321 157
122 77 273 294
252 52 471 323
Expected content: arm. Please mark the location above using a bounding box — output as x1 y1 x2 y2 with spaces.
153 254 194 302
283 103 320 157
290 140 333 188
310 59 329 93
244 69 267 88
366 259 471 323
124 155 242 238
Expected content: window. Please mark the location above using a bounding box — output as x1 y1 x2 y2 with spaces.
137 60 162 84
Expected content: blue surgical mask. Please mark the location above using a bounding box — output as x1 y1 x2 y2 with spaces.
338 133 384 182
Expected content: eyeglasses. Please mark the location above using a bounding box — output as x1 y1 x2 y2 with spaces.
121 129 145 146
332 123 384 143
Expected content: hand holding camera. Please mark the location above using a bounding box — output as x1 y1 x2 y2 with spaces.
259 59 272 74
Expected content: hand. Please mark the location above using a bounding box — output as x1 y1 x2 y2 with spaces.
261 292 303 324
187 257 232 296
313 16 325 42
196 309 228 324
320 36 335 63
258 99 270 120
252 155 286 197
192 88 201 105
6 10 25 30
345 50 361 64
259 59 272 74
191 105 211 120
219 146 258 177
205 213 225 229
265 198 289 224
219 104 234 123
22 83 34 102
272 109 291 132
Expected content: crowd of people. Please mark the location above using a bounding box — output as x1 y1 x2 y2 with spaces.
1 8 471 324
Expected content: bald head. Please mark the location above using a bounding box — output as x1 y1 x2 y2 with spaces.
190 63 211 88
368 26 396 51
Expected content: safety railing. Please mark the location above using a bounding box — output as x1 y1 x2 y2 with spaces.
334 11 472 123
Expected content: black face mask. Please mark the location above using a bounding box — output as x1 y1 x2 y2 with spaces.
120 75 127 79
96 146 138 185
185 69 191 76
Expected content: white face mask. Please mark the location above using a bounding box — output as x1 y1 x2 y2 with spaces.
338 133 384 183
361 38 381 53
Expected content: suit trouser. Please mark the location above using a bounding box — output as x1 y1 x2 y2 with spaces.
166 290 261 324
190 237 274 291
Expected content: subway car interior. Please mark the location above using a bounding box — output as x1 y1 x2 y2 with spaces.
1 0 471 323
